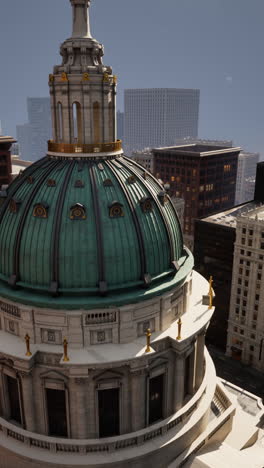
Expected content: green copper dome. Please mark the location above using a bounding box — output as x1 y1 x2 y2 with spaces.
0 155 192 309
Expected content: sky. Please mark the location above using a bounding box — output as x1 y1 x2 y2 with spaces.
0 0 264 154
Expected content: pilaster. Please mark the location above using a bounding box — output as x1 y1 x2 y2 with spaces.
195 330 206 390
130 369 146 431
20 372 36 432
174 355 185 411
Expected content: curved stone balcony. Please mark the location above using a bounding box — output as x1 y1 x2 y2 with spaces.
47 140 122 158
0 351 233 467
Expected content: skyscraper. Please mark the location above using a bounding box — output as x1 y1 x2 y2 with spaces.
235 151 259 205
226 205 264 369
16 97 52 161
117 110 124 142
124 88 200 154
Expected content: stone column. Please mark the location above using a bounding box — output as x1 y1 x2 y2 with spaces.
131 370 146 431
195 331 206 391
20 373 36 432
174 355 185 411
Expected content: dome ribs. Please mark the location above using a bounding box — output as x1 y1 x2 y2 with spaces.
122 156 184 259
89 163 107 295
119 158 175 264
9 160 59 288
105 160 149 287
50 161 75 296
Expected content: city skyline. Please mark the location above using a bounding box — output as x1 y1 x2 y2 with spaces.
0 0 264 155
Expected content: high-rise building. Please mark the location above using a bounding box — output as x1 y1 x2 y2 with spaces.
226 204 264 370
16 97 52 161
194 162 264 351
0 2 263 467
124 88 200 154
235 151 259 205
131 148 154 172
117 110 124 142
153 144 240 249
0 136 15 186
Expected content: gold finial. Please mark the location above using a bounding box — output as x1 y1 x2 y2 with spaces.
113 75 117 84
208 276 214 310
103 72 110 83
83 72 90 81
177 317 182 341
25 334 32 357
61 72 68 82
49 74 54 84
145 328 152 353
63 338 70 362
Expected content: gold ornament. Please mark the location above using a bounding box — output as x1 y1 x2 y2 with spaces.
113 75 117 84
145 328 151 353
49 74 54 83
177 318 182 341
63 338 70 362
103 72 110 83
25 334 32 357
61 72 68 82
83 72 90 81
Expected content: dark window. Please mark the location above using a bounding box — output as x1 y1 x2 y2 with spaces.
149 374 164 425
46 388 68 437
98 388 120 438
6 375 21 424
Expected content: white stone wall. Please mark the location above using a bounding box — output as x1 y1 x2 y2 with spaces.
0 278 191 348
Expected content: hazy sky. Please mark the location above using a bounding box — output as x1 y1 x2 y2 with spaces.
1 0 264 154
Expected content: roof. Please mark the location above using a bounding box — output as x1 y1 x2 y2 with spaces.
0 155 190 309
0 136 16 145
153 144 241 157
198 201 264 228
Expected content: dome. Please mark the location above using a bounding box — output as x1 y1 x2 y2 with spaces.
0 154 192 308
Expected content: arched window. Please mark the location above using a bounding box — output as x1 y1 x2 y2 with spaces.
57 102 63 142
109 201 124 218
72 102 83 143
93 102 101 143
33 203 49 219
140 197 153 213
70 203 86 220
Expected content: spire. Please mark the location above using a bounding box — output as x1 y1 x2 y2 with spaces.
70 0 92 38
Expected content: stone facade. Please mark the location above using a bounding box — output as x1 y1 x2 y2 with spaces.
226 205 264 370
0 272 236 467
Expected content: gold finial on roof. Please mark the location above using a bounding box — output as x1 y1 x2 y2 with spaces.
177 317 182 341
63 338 70 362
145 328 151 353
25 334 32 357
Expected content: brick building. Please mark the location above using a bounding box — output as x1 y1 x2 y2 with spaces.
153 144 240 249
0 136 16 186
